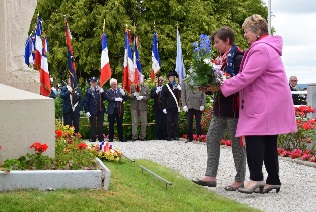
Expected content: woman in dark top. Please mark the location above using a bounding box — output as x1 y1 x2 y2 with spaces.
193 26 246 191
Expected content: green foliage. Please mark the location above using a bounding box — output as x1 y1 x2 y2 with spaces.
31 0 268 85
54 95 63 119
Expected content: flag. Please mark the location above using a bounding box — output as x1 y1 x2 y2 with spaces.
39 37 51 96
175 29 186 84
100 33 112 87
24 36 34 67
65 20 78 89
133 35 143 92
151 32 161 82
34 18 42 70
122 30 134 94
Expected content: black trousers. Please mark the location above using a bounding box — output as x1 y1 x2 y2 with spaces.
63 111 80 133
89 113 104 142
245 135 281 185
108 108 124 140
166 109 179 139
187 109 202 140
154 110 167 139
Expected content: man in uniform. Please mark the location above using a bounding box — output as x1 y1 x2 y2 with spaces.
161 71 181 141
129 79 150 141
150 76 167 140
83 77 107 142
181 81 206 142
105 78 129 142
59 78 83 134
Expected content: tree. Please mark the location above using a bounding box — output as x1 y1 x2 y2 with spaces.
31 0 268 87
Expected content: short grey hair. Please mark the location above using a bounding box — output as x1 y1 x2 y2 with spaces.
110 78 117 85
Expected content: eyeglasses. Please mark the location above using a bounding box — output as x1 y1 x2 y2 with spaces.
291 80 298 82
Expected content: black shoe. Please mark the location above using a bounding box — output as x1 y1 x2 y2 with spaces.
108 139 113 142
120 139 127 142
185 139 193 143
132 139 136 142
167 138 171 141
140 138 146 141
89 139 96 142
192 179 217 187
173 137 179 141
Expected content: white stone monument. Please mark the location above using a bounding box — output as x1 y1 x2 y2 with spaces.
0 0 55 163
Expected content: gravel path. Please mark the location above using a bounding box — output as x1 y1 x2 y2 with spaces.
97 140 316 212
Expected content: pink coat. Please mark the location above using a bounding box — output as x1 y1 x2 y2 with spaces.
221 35 297 137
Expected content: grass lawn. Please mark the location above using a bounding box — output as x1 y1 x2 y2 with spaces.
0 159 260 212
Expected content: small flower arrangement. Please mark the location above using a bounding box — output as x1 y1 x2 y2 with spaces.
184 34 223 89
89 142 123 162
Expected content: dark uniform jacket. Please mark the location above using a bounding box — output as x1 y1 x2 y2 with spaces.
59 86 83 114
207 51 243 118
83 86 107 115
161 82 181 111
150 86 164 114
105 88 129 115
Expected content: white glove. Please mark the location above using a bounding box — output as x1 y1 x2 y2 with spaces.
86 112 91 118
119 88 125 96
156 87 162 94
67 85 73 93
200 106 205 111
183 106 188 112
133 92 140 97
136 96 144 100
177 84 181 90
79 111 83 115
115 97 123 102
163 109 167 114
100 88 104 93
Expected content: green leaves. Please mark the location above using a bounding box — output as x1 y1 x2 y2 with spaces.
32 0 267 86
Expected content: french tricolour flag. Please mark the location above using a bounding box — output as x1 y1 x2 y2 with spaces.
100 33 112 87
123 30 134 94
151 32 161 82
133 35 143 91
40 37 51 96
34 18 42 70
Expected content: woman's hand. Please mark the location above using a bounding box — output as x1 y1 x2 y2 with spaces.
207 84 221 92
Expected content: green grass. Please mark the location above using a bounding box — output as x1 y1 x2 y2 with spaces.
0 159 260 212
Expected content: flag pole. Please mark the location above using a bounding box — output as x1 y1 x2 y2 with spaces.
176 21 180 85
103 19 105 33
268 0 271 35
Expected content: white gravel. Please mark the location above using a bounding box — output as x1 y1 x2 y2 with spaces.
100 140 316 212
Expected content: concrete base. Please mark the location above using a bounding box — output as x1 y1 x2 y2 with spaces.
0 158 111 191
0 84 55 163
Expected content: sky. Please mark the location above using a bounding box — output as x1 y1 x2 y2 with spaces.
261 0 316 84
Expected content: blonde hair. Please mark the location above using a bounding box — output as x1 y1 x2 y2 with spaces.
242 14 268 35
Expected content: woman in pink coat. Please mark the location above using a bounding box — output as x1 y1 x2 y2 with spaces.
209 14 297 194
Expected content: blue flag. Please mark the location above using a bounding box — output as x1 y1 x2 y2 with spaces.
175 29 186 84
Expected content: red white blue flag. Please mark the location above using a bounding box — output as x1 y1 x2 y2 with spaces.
151 32 161 82
123 30 134 94
34 18 42 70
65 20 78 89
100 33 112 87
40 37 51 96
133 35 143 92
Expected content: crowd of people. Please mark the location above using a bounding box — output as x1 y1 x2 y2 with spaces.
51 14 301 195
